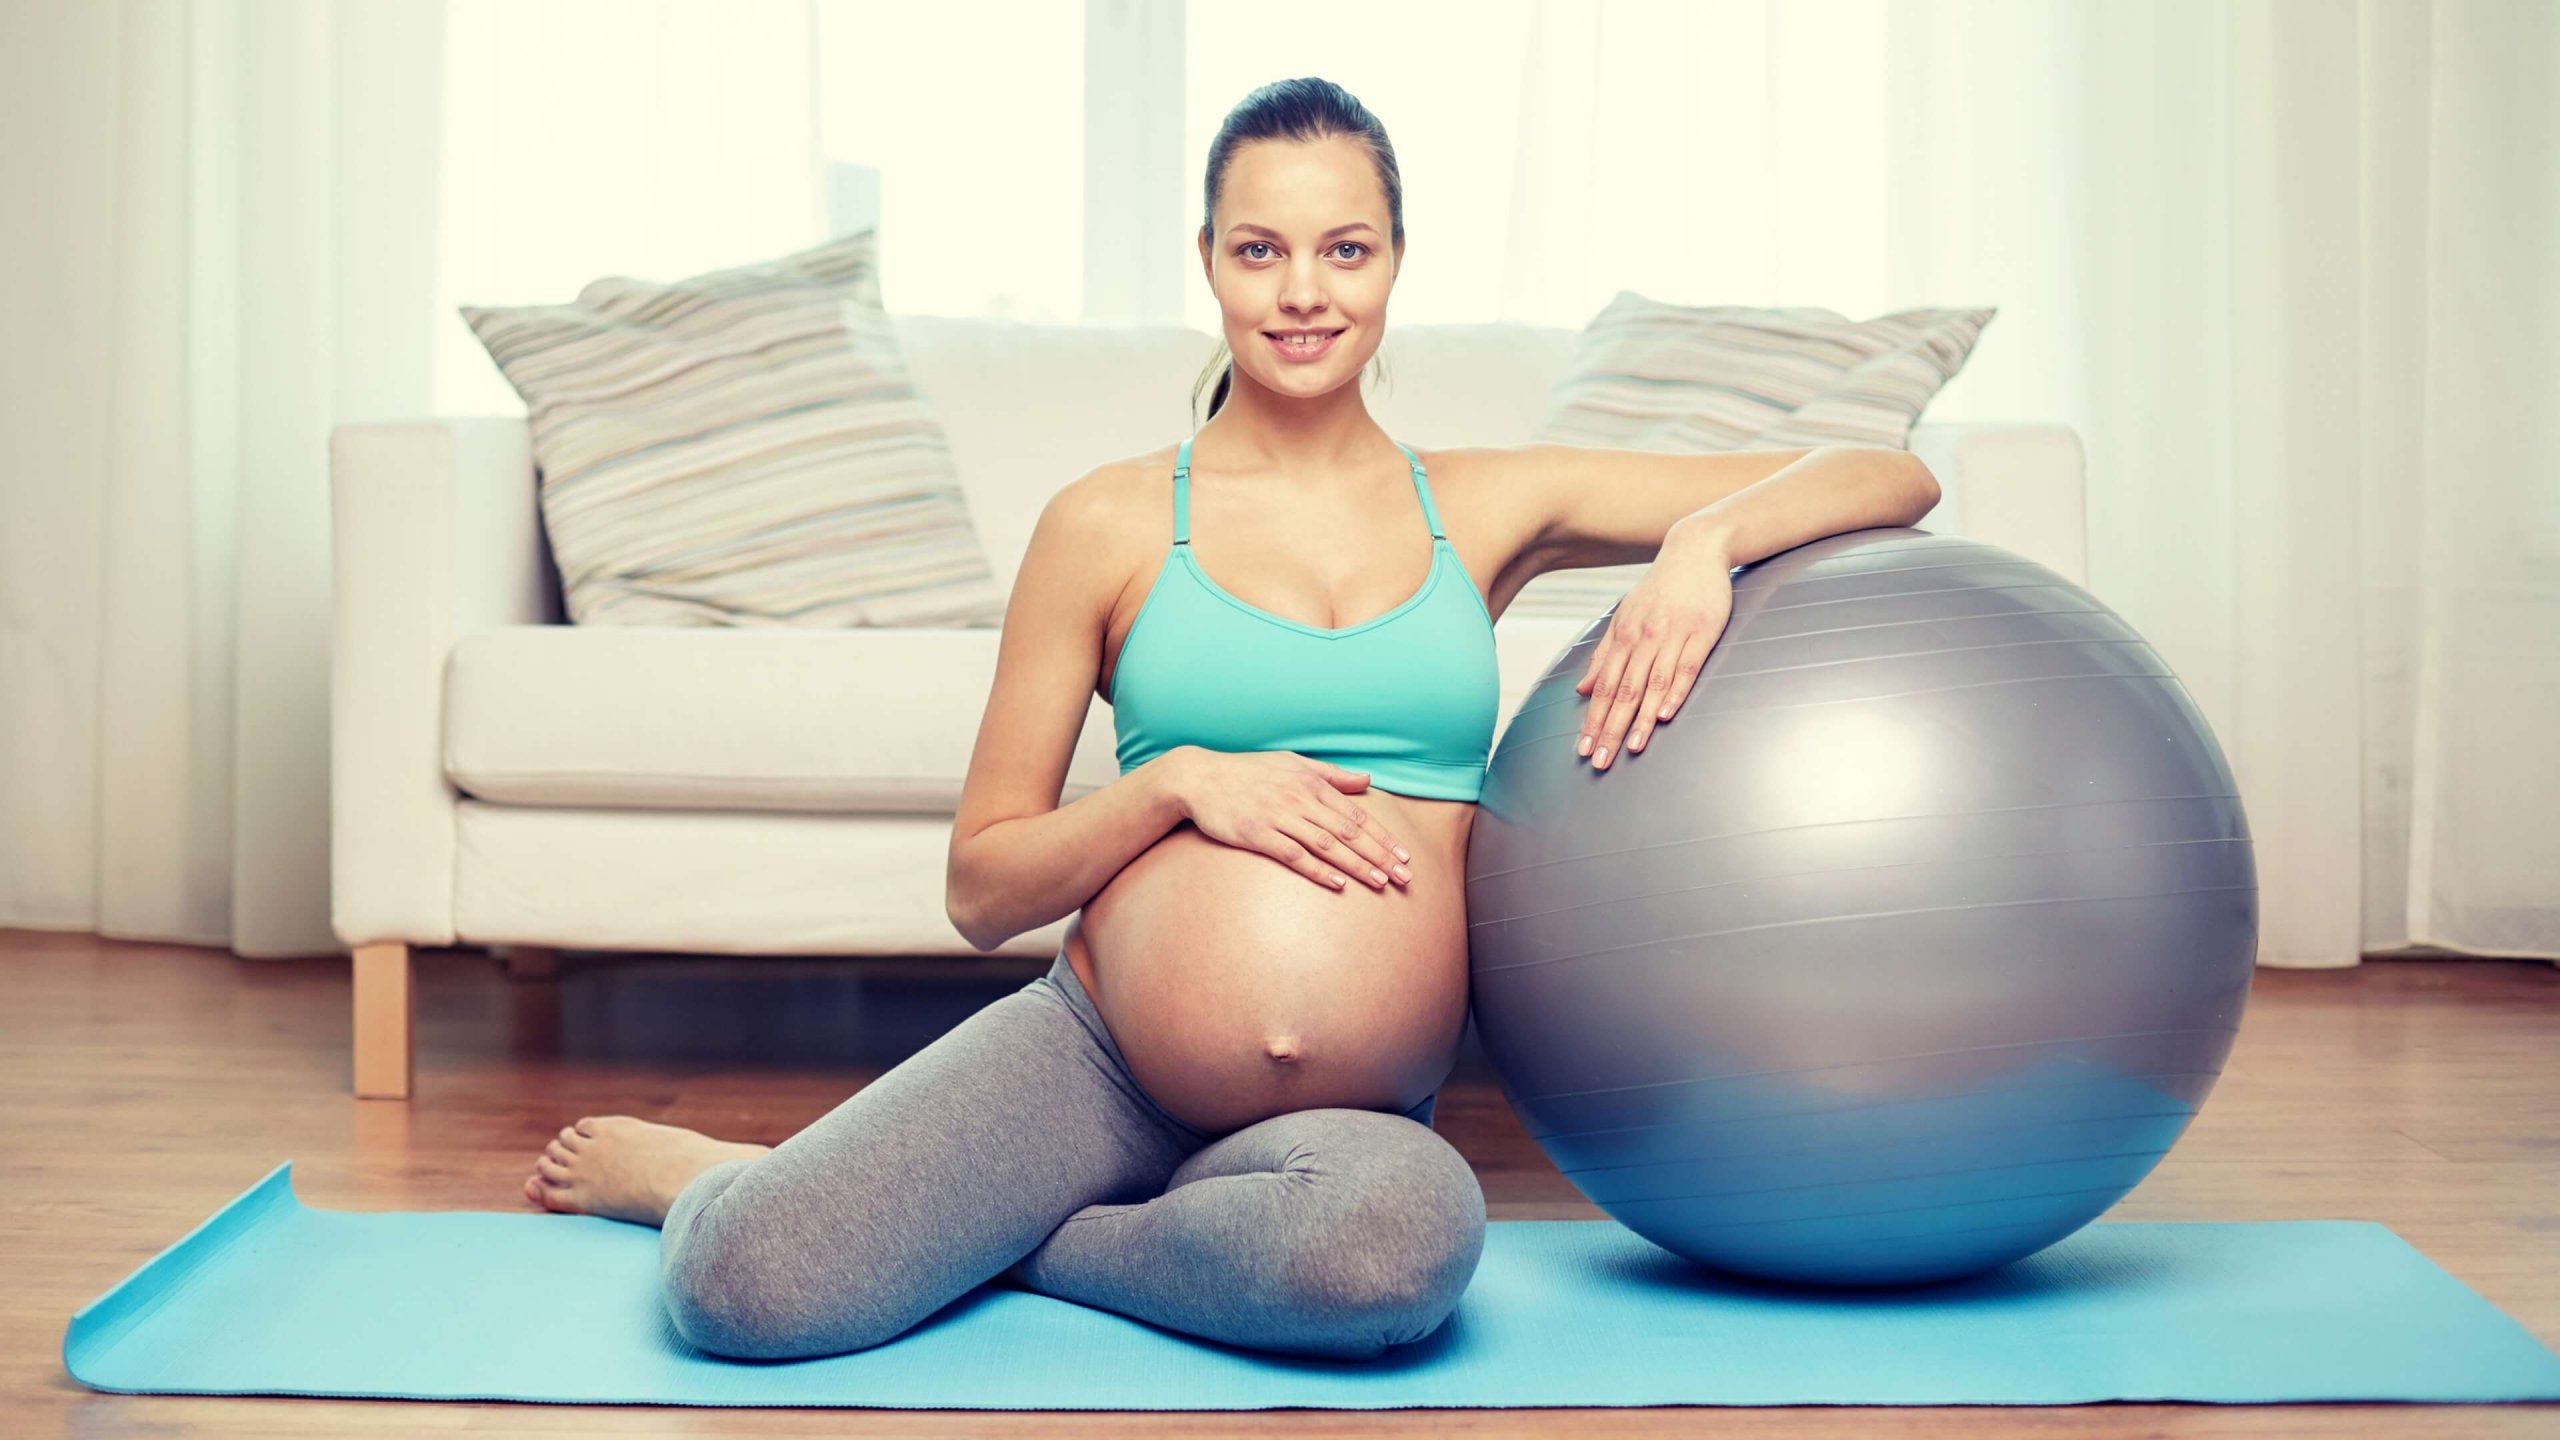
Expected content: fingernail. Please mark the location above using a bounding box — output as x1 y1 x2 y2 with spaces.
1594 745 1612 767
1393 846 1411 861
1577 734 1593 757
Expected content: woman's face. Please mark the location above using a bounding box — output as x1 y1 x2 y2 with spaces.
1198 135 1401 399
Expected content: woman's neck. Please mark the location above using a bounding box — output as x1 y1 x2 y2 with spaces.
1197 379 1392 482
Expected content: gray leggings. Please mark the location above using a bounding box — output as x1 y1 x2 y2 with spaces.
656 941 1487 1362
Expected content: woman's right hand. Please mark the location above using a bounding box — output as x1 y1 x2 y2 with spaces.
1172 749 1414 892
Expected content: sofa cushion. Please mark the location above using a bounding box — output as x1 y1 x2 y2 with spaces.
443 616 1596 815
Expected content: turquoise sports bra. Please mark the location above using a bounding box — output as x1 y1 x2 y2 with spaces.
1108 435 1501 801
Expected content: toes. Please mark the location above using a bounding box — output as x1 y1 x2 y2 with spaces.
575 1117 601 1136
536 1153 570 1183
546 1138 574 1164
523 1176 547 1207
557 1124 582 1148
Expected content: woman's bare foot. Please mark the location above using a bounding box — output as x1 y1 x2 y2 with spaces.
524 1115 773 1227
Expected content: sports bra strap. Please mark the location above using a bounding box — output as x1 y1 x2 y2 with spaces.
1173 435 1193 545
1173 434 1443 545
1395 441 1448 540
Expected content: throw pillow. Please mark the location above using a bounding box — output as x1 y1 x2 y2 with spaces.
460 228 1008 628
1509 291 1994 619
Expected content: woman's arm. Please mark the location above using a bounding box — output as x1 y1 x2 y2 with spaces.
950 746 1196 951
945 475 1199 950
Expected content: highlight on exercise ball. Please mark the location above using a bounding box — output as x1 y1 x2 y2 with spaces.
1463 528 2258 1288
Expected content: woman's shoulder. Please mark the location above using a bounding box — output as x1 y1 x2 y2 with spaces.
1039 455 1171 568
1085 444 1181 495
1411 444 1559 575
1410 443 1540 515
1410 442 1495 483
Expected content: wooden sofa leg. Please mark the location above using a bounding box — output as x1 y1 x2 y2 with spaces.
502 944 560 981
353 942 415 1100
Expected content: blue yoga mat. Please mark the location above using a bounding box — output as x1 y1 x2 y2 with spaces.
63 1162 2560 1410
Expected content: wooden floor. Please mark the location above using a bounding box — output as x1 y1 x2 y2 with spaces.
7 930 2556 1438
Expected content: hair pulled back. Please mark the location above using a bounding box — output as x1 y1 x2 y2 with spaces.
1193 77 1403 426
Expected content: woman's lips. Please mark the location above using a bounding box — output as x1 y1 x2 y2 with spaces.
1264 328 1343 363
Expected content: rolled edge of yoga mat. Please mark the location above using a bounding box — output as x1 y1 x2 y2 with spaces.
65 1160 301 1390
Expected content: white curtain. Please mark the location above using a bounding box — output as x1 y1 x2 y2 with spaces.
5 1 2552 970
1 0 448 959
0 0 819 958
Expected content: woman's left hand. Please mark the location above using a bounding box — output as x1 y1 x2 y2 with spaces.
1571 533 1736 770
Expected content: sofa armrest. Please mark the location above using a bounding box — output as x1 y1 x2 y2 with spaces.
328 417 557 948
1907 422 2089 585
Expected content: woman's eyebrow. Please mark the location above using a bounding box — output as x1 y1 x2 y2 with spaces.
1227 222 1380 240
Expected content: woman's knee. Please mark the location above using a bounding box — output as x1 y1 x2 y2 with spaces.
661 1253 806 1359
1273 1113 1487 1350
1270 1216 1481 1358
662 1240 918 1360
659 1175 913 1360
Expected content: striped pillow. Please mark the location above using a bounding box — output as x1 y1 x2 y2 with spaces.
1509 291 1995 619
459 229 1008 628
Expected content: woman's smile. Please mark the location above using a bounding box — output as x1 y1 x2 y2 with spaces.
1264 327 1345 362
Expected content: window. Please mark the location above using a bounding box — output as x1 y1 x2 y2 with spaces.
813 0 1084 321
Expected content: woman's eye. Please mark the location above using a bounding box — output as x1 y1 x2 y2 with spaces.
1238 242 1368 262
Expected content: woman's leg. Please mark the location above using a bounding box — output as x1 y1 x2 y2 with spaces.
1007 1105 1488 1360
656 949 1203 1360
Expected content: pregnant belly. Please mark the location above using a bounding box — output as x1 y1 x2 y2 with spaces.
1068 814 1473 1136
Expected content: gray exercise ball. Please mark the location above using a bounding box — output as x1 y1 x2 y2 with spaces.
1465 527 2257 1288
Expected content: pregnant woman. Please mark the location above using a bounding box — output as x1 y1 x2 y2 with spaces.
521 77 1937 1363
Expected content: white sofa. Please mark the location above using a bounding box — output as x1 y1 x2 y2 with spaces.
328 314 2087 1099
